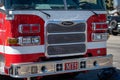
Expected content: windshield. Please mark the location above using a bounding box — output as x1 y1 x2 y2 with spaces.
5 0 105 10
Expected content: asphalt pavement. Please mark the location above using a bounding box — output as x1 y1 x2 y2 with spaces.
107 35 120 69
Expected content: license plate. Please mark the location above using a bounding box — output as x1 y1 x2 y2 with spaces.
64 62 79 70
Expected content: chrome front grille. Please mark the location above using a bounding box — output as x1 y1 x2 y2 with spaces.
47 23 85 33
46 21 86 57
47 44 86 55
48 33 85 44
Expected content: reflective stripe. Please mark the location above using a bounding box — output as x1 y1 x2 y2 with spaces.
87 42 106 49
0 42 106 54
4 45 45 54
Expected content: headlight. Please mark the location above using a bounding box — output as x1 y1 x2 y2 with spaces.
18 36 40 45
92 33 109 41
31 37 40 44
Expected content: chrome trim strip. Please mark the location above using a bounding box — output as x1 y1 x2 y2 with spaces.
48 42 85 46
48 32 84 35
92 22 108 31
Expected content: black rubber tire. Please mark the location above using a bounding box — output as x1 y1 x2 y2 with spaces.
112 31 118 36
109 20 117 29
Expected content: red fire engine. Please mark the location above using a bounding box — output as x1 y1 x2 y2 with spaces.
0 0 113 80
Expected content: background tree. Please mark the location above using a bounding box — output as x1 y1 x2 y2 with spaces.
105 0 113 10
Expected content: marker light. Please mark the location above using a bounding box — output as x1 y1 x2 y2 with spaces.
19 24 40 33
8 38 18 45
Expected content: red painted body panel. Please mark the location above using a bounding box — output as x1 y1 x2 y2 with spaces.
0 12 5 46
0 14 46 70
3 15 45 46
5 53 45 67
86 48 106 57
87 14 107 42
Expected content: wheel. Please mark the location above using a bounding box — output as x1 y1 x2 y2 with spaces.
109 20 117 29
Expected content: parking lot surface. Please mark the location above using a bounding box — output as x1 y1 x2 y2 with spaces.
107 35 120 69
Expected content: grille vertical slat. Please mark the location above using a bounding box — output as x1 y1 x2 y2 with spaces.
46 22 86 57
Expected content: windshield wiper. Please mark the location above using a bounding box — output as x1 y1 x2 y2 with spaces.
38 10 51 18
88 9 98 16
79 2 98 16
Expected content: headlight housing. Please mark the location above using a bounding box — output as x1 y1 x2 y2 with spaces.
92 33 109 41
18 36 40 45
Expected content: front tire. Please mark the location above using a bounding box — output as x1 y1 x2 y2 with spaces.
109 20 117 28
112 30 118 36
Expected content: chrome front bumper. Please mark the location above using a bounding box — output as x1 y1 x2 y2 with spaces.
9 54 113 78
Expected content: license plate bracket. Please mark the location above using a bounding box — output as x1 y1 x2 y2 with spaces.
64 62 79 70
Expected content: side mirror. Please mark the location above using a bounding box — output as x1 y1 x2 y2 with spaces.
0 0 4 7
113 0 120 9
